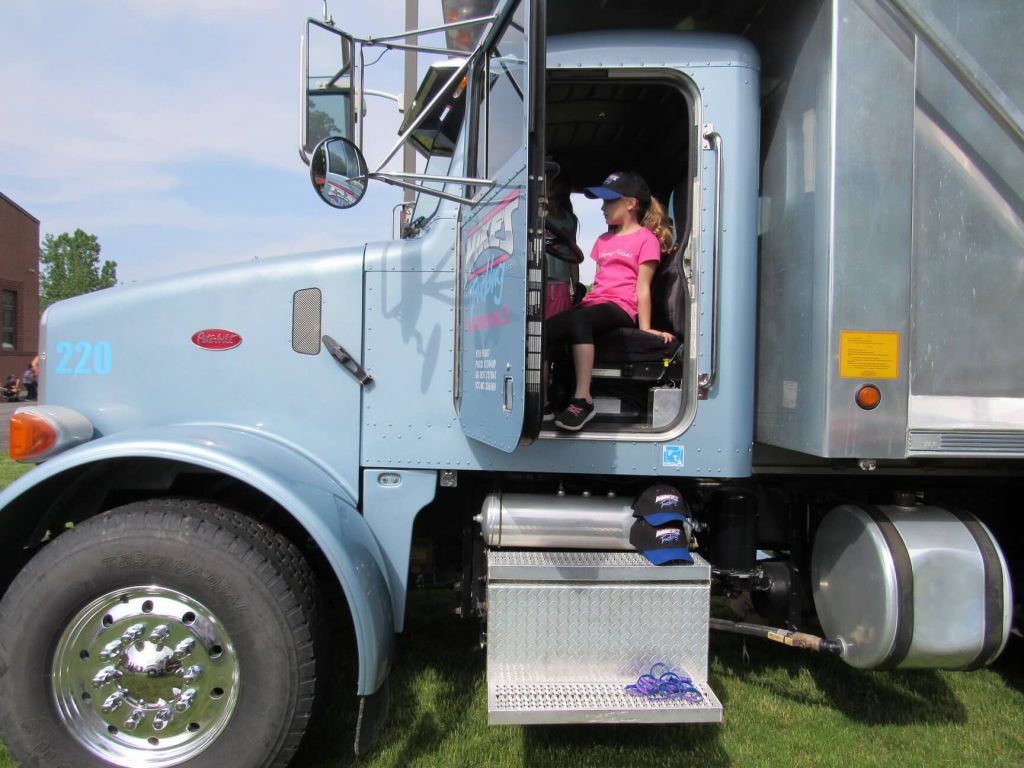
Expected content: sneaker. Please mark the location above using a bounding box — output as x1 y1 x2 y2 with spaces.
554 398 596 431
543 403 557 422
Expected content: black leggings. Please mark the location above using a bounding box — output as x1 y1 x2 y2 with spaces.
546 301 633 349
545 301 632 404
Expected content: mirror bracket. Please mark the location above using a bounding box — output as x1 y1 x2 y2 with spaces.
362 15 499 47
301 11 500 164
320 0 334 26
373 173 495 207
301 10 508 204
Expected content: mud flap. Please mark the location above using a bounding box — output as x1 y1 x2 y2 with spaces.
353 677 390 756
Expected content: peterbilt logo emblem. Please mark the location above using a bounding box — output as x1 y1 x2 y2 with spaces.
191 329 242 350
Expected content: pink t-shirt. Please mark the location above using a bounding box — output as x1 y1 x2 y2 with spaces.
581 228 662 319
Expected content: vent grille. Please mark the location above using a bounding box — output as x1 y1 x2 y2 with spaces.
292 288 322 355
909 429 1024 456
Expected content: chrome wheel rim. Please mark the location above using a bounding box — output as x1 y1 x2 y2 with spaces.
52 586 240 768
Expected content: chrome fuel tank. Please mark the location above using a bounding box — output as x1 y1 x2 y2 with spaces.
477 493 635 550
811 503 1012 669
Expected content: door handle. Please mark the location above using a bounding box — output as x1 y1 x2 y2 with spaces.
503 375 514 413
323 334 373 386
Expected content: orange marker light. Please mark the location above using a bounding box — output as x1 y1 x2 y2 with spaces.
9 411 57 462
855 384 882 411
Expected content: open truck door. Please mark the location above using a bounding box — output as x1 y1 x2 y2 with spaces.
457 0 545 452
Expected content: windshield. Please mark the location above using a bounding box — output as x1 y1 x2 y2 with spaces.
409 151 456 229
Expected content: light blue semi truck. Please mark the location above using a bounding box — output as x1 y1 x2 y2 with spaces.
1 1 1020 766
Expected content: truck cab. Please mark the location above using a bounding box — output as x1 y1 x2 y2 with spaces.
322 0 761 479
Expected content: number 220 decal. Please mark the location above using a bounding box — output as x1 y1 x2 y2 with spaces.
53 340 112 375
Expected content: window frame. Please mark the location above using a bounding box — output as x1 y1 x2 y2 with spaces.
1 289 16 353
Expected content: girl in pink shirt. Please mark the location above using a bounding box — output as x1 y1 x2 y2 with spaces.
547 171 675 431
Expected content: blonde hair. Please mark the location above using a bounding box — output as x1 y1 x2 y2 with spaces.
642 196 675 254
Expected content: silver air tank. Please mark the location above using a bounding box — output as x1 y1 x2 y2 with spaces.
477 492 635 550
812 503 1012 670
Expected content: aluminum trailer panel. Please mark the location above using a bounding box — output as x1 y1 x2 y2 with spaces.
755 0 1024 459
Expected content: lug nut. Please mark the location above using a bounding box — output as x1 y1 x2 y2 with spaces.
173 638 196 659
153 708 174 731
91 666 123 687
123 710 145 731
99 640 124 661
175 688 197 712
121 623 146 645
101 691 126 713
149 625 171 645
182 665 204 683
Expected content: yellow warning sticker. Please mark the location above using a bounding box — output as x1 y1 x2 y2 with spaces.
839 331 899 379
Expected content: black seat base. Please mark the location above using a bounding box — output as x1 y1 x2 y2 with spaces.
594 327 681 363
592 328 682 383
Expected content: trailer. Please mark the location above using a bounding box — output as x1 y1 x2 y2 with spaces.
0 1 1019 766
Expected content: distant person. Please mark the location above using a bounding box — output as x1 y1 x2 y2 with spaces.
2 374 19 401
22 362 37 400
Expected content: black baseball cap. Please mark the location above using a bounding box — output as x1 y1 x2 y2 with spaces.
629 484 693 565
584 171 651 204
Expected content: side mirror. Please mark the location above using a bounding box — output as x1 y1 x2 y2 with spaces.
310 137 369 209
302 20 357 158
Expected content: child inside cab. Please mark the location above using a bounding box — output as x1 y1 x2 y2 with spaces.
546 171 675 431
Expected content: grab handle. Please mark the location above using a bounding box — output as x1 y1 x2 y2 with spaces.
699 128 723 393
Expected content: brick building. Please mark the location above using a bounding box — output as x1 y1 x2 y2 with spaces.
0 192 40 387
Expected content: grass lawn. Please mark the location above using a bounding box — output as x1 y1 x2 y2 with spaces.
1 454 1022 767
292 590 1024 768
0 455 30 490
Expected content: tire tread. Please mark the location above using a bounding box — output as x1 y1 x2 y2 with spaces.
0 496 319 768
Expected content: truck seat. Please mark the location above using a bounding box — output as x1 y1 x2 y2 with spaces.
592 246 686 381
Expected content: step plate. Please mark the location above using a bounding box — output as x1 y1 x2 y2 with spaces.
486 550 715 726
488 680 723 725
488 550 710 582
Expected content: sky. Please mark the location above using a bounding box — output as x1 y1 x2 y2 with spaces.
1 0 607 286
0 0 449 284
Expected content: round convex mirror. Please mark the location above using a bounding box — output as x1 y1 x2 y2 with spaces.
310 137 368 209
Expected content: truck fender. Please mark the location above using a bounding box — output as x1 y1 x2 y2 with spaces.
0 423 393 696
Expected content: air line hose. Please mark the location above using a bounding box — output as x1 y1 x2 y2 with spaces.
709 618 843 655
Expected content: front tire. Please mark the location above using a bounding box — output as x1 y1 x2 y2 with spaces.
0 498 317 768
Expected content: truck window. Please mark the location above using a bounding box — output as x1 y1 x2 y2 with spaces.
473 6 526 182
409 151 455 227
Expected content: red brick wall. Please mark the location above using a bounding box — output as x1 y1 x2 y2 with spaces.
0 193 40 384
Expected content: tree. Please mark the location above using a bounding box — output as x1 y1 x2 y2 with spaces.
306 99 343 152
39 229 117 309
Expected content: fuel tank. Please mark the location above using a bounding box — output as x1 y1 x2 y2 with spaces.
477 492 636 550
811 503 1012 669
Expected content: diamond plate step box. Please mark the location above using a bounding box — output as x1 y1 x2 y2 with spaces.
486 551 722 725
